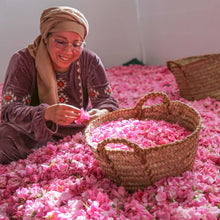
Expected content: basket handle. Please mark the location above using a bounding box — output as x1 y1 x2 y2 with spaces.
97 137 146 164
133 92 170 119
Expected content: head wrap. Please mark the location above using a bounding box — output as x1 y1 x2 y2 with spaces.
28 6 89 105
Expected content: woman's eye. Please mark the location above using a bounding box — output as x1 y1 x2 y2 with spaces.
58 41 66 45
55 39 67 45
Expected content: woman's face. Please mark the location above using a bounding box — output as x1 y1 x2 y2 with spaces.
46 31 84 73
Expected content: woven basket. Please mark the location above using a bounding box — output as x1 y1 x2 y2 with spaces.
85 92 202 192
167 54 220 101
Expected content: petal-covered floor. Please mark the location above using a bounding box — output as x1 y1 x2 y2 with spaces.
0 65 219 219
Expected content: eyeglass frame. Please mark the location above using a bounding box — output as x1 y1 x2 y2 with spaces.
51 37 86 52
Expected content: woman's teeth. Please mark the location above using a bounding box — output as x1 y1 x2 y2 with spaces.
60 56 69 61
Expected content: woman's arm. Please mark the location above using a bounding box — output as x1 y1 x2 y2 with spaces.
81 49 119 114
1 49 57 140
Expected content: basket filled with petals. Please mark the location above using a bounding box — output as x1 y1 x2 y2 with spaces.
85 92 202 192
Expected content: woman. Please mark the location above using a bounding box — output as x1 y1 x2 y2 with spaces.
0 6 119 164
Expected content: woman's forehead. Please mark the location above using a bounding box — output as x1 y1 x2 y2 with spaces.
50 31 82 41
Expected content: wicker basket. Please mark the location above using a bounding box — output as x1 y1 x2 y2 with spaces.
167 54 220 101
85 92 202 192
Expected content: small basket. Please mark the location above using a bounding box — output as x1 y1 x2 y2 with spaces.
167 54 220 101
85 92 202 192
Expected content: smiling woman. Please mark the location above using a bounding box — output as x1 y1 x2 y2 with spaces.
0 6 119 164
46 32 84 73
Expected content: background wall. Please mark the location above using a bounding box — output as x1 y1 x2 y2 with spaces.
1 0 220 83
140 1 220 65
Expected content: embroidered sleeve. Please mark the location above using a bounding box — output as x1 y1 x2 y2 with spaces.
88 84 113 100
1 50 57 140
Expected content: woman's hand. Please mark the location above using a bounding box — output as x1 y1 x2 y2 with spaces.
88 109 109 121
44 104 81 125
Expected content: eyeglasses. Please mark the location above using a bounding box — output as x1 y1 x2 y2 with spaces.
52 38 86 51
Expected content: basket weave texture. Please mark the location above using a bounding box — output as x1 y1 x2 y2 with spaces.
85 92 202 192
167 54 220 101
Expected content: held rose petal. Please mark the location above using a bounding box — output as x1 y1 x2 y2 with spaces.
75 108 90 124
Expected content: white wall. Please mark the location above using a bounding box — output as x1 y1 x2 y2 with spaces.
1 0 220 83
0 0 140 83
139 0 220 65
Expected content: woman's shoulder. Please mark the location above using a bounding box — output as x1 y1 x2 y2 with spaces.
11 48 33 61
80 48 103 66
9 48 34 66
81 48 98 58
5 48 36 79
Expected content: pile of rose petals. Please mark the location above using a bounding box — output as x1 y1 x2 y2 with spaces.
0 65 220 220
91 118 191 150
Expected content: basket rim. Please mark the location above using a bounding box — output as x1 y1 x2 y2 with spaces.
85 99 202 154
167 53 220 67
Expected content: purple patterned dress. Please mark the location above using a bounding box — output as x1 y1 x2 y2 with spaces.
0 48 119 163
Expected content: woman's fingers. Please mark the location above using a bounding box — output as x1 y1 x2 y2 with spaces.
88 109 109 121
63 105 81 123
44 104 81 125
62 104 81 113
